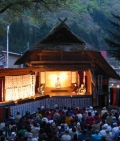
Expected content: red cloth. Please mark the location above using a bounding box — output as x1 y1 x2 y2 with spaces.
112 88 116 106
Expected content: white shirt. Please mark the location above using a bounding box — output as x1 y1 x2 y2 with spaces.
76 113 82 121
31 126 40 138
61 134 72 141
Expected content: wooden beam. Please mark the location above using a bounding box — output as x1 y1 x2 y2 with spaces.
31 65 91 71
29 61 92 64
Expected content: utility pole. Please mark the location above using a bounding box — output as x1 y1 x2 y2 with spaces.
6 25 9 68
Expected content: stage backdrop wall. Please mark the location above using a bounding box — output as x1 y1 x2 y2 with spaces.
45 71 71 88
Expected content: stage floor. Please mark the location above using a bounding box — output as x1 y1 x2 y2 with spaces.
35 91 90 97
36 87 89 97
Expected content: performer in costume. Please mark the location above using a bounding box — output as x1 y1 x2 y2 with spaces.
72 83 78 93
78 83 86 95
55 77 61 88
38 84 44 94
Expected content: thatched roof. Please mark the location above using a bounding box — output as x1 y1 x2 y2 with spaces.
29 22 86 51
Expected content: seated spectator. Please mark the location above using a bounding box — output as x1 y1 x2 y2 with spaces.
38 128 48 141
88 106 95 116
75 122 80 134
117 116 120 126
18 125 27 137
61 129 72 141
94 112 101 123
80 117 87 130
111 108 117 116
9 121 16 131
46 111 52 120
24 111 30 120
60 111 66 121
69 108 75 118
86 125 92 139
28 115 34 125
78 129 89 141
8 132 16 141
100 120 106 130
0 120 5 130
24 127 32 138
73 107 79 116
50 122 58 134
69 119 75 129
27 133 38 141
101 112 108 121
62 106 68 114
112 122 119 137
101 107 108 118
112 126 120 141
60 120 68 130
31 122 40 138
104 129 112 141
91 130 102 141
86 112 94 126
2 123 11 137
65 112 73 125
99 124 107 137
15 112 22 123
112 117 118 127
58 124 65 139
106 113 113 126
36 111 42 120
69 127 77 139
8 115 15 121
42 115 48 123
92 120 100 134
53 110 60 121
76 110 83 122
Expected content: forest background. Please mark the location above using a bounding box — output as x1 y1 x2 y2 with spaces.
0 0 120 54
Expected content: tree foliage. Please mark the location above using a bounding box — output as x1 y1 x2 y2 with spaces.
0 0 72 34
104 13 120 60
0 0 71 15
1 0 120 52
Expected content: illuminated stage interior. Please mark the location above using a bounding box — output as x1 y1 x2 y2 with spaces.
39 70 92 96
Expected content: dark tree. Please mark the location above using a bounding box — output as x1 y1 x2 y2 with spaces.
104 13 120 60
